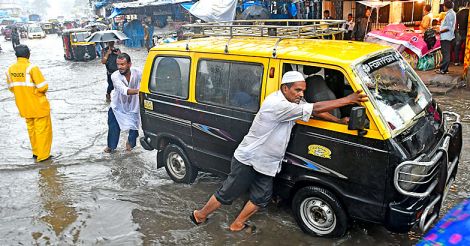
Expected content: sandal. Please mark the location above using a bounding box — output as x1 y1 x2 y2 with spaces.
231 222 257 233
189 210 208 226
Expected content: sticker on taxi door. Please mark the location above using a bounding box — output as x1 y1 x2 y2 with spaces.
143 100 154 110
308 144 332 159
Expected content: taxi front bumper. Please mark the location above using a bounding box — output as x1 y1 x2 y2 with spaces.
387 111 462 232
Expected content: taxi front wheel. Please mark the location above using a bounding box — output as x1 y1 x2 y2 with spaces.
292 186 348 238
162 144 198 184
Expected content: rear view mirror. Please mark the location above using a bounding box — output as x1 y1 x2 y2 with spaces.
348 106 368 136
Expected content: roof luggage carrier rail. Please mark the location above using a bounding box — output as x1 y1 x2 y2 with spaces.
182 19 347 39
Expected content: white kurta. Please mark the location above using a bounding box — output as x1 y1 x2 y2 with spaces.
110 67 142 131
234 90 313 177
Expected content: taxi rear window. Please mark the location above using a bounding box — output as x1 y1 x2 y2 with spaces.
149 56 190 98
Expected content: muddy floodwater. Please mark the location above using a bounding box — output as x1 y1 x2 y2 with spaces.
0 37 469 245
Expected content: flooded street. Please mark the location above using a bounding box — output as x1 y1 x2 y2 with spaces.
0 36 469 245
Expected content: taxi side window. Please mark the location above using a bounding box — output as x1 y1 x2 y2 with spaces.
196 60 262 112
149 56 190 98
283 63 359 123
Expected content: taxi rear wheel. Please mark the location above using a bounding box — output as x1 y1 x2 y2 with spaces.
292 186 348 238
163 144 198 184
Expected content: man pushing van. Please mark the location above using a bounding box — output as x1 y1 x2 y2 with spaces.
190 71 368 232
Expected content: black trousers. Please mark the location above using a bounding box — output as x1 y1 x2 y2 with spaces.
440 40 452 72
106 72 114 94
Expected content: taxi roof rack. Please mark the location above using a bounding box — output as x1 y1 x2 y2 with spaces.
182 19 346 39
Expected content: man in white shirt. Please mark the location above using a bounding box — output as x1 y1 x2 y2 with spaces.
343 13 355 40
190 71 368 232
104 53 142 153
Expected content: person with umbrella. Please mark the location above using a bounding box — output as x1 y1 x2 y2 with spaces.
101 41 121 102
87 30 128 102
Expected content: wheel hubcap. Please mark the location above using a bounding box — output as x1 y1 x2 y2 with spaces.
166 152 186 179
300 197 336 234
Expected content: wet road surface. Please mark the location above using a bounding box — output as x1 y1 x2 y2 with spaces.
0 36 469 245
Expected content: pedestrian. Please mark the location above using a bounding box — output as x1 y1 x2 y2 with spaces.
104 53 142 153
418 5 433 33
101 41 121 102
453 7 469 66
352 8 372 41
190 71 368 232
436 1 456 74
91 25 102 58
323 10 333 20
343 13 355 40
11 27 20 49
143 21 150 52
5 45 53 162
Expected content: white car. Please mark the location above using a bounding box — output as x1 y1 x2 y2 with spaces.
27 26 46 39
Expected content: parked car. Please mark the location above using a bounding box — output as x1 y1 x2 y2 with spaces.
27 25 46 39
138 20 462 237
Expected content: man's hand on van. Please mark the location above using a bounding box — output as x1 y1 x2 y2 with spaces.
127 88 140 95
339 117 350 124
346 90 368 104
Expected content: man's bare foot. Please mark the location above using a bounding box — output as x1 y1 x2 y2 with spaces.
230 222 256 233
125 142 132 151
193 210 207 224
229 221 245 231
104 147 113 153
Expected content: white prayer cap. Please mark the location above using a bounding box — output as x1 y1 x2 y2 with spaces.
281 71 305 84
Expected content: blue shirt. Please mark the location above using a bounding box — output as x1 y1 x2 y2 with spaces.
440 9 456 41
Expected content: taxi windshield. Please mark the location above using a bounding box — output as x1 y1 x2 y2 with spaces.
72 32 90 42
356 52 432 132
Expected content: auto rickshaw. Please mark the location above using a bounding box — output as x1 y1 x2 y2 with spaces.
41 22 55 34
62 28 96 61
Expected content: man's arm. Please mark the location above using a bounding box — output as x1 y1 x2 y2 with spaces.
312 90 368 114
101 48 111 64
127 88 139 95
31 66 48 94
313 112 349 124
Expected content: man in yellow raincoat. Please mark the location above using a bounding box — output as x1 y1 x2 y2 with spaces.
5 45 52 162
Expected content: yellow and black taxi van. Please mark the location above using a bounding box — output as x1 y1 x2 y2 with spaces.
138 20 462 237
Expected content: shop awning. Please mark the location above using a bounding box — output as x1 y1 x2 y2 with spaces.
113 0 191 9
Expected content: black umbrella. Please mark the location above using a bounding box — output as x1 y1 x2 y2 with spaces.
85 30 129 43
240 5 270 20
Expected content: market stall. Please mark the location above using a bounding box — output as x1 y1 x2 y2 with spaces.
365 24 442 71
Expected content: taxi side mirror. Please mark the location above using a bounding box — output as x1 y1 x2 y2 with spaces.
348 106 368 137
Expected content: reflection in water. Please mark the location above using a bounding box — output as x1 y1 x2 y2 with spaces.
38 165 78 236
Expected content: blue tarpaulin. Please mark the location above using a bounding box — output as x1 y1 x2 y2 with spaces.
180 2 193 11
107 8 122 19
123 20 145 48
241 1 265 11
95 0 109 9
